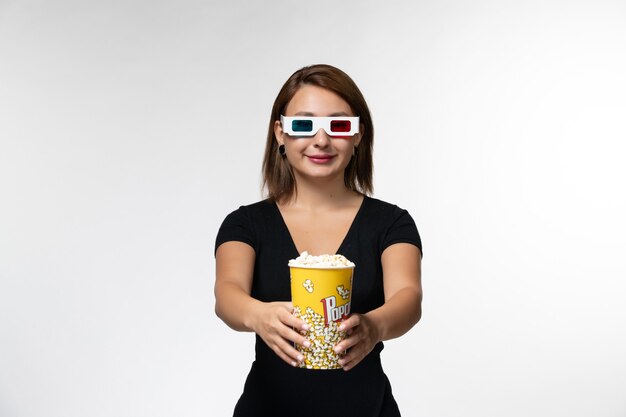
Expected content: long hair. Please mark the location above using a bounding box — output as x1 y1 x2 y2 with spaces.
262 64 374 202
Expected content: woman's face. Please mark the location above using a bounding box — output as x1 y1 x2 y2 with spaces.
274 84 362 185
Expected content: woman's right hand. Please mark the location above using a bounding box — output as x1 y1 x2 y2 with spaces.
215 242 310 366
250 301 311 367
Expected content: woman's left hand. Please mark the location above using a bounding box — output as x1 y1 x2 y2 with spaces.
333 314 381 371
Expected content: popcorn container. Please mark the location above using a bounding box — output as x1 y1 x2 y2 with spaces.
289 263 354 370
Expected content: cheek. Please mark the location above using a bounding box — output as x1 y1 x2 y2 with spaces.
334 139 355 153
285 141 308 155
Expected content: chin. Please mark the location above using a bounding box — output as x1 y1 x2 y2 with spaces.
297 167 347 181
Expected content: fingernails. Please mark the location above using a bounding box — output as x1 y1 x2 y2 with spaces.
297 355 304 362
291 361 297 367
303 340 311 348
338 324 345 331
334 345 342 353
301 324 310 331
338 359 345 366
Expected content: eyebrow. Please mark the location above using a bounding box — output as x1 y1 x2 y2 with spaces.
293 111 353 117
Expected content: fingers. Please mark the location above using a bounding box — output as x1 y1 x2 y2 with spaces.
335 330 367 371
272 324 313 367
333 314 379 371
271 335 305 367
338 351 362 371
334 329 360 354
276 303 310 347
276 319 311 348
338 314 360 333
281 308 310 332
258 302 311 367
334 315 361 352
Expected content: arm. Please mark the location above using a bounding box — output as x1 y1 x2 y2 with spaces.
334 243 422 371
214 241 311 366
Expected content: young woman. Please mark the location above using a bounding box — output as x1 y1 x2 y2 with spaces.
215 64 422 416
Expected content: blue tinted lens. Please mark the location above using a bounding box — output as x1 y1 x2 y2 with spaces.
292 119 313 132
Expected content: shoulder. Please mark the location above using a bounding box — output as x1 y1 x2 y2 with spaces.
362 196 422 253
215 199 275 254
363 196 413 221
221 199 274 221
218 199 277 234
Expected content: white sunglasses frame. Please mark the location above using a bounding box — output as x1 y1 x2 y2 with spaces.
280 115 360 137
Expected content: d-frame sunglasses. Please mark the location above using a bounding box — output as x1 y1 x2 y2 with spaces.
280 115 360 138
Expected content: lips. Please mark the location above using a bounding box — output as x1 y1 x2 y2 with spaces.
306 154 336 164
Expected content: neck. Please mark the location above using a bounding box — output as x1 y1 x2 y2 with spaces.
284 172 359 210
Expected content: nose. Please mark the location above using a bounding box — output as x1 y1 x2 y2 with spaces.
313 128 331 148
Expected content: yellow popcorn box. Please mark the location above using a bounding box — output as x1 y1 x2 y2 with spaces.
290 264 354 370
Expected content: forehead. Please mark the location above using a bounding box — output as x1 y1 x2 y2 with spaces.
284 85 353 116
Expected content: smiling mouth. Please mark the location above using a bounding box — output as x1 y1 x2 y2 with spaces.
306 154 336 164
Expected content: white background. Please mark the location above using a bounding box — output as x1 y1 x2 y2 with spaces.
1 1 625 416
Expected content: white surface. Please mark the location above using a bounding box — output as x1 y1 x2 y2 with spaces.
1 1 625 416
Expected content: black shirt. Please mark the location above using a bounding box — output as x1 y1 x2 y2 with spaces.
215 196 422 417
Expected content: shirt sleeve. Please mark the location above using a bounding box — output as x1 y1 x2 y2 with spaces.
381 207 423 256
214 206 257 256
